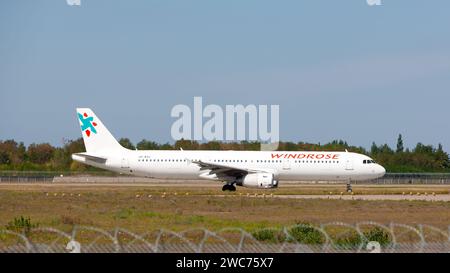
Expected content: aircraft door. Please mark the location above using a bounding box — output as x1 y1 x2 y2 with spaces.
121 158 129 169
345 156 354 170
283 159 291 170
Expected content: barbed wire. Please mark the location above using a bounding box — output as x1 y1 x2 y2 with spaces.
0 222 449 253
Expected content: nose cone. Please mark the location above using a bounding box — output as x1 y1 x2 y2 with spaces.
377 164 386 177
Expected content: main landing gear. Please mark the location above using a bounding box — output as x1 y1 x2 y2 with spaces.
346 180 353 193
222 183 236 192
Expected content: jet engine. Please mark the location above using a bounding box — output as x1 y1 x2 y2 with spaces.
237 173 278 189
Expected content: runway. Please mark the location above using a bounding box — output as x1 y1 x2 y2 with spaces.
240 193 450 202
0 180 449 202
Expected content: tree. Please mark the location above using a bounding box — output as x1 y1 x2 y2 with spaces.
175 139 199 150
200 141 222 150
65 138 86 154
51 148 68 170
119 138 135 150
280 142 298 151
0 151 9 164
435 143 450 169
396 134 404 153
1 137 450 173
414 143 433 155
0 140 25 165
159 143 174 150
380 144 394 154
136 139 160 150
370 142 379 155
27 143 55 164
240 141 260 151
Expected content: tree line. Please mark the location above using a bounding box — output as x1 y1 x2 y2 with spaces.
0 134 449 173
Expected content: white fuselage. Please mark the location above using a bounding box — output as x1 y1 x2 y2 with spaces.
73 150 386 182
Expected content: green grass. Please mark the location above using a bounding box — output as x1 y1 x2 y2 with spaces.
0 185 448 245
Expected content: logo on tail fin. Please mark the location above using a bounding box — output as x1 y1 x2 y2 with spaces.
78 112 98 137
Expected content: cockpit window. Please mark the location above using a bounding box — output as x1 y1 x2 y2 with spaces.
363 159 376 164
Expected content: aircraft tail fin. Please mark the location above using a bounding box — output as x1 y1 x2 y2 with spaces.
76 108 125 154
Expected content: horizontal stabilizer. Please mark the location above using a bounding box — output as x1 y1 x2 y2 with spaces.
72 153 107 164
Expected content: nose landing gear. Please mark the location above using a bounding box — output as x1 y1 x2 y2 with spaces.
346 181 353 193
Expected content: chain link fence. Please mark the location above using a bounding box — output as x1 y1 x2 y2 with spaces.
370 173 450 184
1 172 450 184
1 171 450 184
1 222 449 253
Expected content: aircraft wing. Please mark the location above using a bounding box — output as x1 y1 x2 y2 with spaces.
192 160 271 179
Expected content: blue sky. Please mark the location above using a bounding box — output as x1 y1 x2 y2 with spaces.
1 0 450 151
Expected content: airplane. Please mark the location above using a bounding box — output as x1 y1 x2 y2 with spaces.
72 108 386 192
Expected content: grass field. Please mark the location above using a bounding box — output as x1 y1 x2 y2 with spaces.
0 183 449 236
